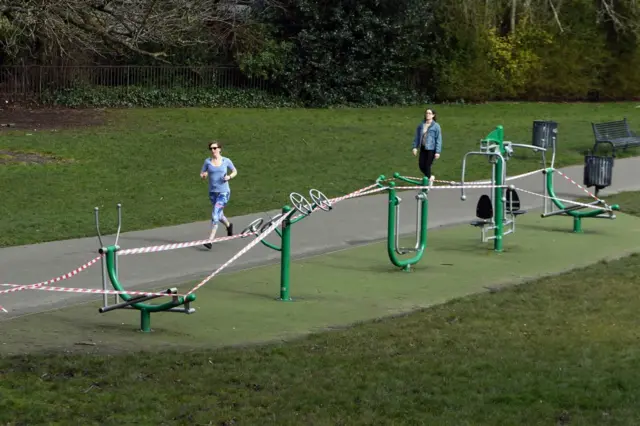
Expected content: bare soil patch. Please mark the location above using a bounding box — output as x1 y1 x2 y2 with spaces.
0 149 68 165
0 106 107 132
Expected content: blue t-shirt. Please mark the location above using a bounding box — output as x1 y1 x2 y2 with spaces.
201 156 235 193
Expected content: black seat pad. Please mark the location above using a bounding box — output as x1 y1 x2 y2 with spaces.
476 194 493 219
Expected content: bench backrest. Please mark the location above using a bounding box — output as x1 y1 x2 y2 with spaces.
592 118 631 141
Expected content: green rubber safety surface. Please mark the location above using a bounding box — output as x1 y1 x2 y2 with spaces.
2 212 640 355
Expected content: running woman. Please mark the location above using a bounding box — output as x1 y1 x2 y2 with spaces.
200 141 237 249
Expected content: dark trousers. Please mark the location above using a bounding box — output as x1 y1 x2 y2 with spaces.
418 147 436 177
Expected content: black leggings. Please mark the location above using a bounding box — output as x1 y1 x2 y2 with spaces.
418 148 436 177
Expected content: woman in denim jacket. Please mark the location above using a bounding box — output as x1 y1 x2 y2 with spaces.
411 108 442 180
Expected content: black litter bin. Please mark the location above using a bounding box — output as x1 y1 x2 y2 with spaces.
532 120 558 149
583 154 613 191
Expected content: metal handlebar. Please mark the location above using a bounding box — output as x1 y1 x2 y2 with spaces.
94 203 123 247
460 151 506 200
115 203 122 246
94 207 103 247
506 142 547 152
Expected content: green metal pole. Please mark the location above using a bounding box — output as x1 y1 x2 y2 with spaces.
494 155 504 252
279 205 293 301
140 309 151 333
482 125 506 253
573 217 583 233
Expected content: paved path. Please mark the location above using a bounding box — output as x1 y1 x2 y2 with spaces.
1 158 639 319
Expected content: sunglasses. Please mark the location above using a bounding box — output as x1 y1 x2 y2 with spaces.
209 146 220 150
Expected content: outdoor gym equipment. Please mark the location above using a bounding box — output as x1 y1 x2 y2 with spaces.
541 168 619 233
534 121 620 233
376 173 430 271
461 125 545 252
241 188 332 301
94 204 196 332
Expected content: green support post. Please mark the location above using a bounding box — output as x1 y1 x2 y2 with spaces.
385 174 429 271
140 309 151 333
494 155 504 252
279 205 293 301
483 125 507 253
574 217 582 233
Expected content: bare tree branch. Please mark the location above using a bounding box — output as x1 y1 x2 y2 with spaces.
548 0 564 33
0 0 284 63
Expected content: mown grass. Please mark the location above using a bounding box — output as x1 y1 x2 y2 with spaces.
1 190 640 425
0 102 638 248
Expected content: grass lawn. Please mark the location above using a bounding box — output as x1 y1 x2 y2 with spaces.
0 102 639 248
0 190 639 425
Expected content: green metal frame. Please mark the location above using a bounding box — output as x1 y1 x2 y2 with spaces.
543 168 620 232
378 173 429 271
101 245 196 332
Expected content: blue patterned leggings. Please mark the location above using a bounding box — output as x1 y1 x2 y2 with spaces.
209 191 230 225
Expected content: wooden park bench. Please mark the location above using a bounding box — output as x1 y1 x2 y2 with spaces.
591 117 640 156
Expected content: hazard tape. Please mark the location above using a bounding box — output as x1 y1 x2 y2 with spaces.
514 187 614 212
12 284 182 298
117 233 251 256
328 186 387 202
288 183 384 222
0 181 384 304
119 183 382 256
0 255 103 296
394 184 508 191
186 208 294 295
184 185 387 295
0 175 616 312
553 168 609 208
0 183 385 307
403 168 545 186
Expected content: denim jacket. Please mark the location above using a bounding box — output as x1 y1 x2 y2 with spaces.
412 121 442 153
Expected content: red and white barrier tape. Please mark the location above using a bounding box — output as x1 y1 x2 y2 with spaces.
185 184 387 295
404 168 545 186
553 169 609 207
11 284 182 298
117 233 249 256
328 186 387 203
0 176 616 310
290 183 381 221
0 255 102 297
186 208 295 296
394 184 507 191
513 187 614 212
119 183 383 256
0 183 385 307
